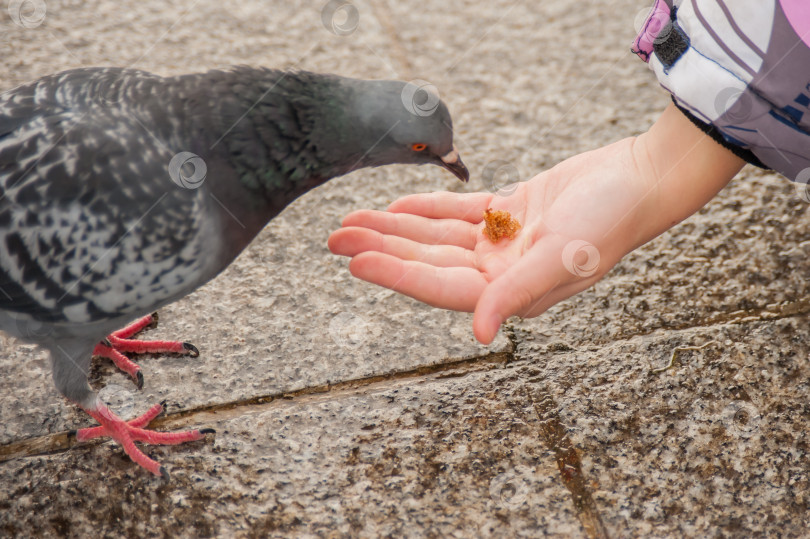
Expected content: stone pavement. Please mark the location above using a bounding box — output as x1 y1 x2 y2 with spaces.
1 0 809 536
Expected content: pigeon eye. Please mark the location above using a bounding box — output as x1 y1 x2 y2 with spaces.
411 143 427 152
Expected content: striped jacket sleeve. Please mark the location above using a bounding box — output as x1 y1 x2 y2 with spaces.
632 0 810 182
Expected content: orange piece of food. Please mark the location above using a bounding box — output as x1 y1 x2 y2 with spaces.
482 208 521 242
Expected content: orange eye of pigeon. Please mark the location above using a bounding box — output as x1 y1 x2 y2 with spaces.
411 143 427 152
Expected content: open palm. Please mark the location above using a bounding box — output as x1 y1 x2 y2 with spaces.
329 137 657 344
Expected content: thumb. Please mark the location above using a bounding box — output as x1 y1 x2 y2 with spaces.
472 235 599 343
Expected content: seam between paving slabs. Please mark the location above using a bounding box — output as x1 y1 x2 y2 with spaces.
0 349 512 462
524 385 610 539
520 297 810 359
506 324 611 539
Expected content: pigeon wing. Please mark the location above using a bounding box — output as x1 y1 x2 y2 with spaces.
0 83 217 325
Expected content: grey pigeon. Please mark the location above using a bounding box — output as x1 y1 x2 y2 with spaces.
0 66 468 478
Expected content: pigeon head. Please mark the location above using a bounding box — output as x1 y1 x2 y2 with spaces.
337 78 469 182
207 69 472 207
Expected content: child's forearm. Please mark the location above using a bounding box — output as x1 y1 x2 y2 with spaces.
630 103 746 247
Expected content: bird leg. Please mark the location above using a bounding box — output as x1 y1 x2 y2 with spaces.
92 313 199 389
75 401 214 479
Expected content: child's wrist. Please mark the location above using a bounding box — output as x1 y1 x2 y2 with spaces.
633 104 745 240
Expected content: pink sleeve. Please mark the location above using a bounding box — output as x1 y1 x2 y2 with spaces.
633 0 810 182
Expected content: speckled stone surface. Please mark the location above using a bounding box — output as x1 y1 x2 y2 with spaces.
514 320 810 536
2 0 809 537
0 367 588 537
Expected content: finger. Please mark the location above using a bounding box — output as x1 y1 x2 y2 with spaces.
341 210 479 249
472 236 574 344
349 251 487 312
329 227 477 268
388 191 494 223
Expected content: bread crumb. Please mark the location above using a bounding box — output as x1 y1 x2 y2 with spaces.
483 208 521 242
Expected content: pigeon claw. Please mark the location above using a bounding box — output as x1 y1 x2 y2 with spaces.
93 341 142 387
92 314 201 385
77 402 213 477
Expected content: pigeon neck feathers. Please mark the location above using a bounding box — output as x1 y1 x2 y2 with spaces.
205 69 384 204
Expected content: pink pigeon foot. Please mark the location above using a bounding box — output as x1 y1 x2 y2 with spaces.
75 402 214 478
93 313 199 389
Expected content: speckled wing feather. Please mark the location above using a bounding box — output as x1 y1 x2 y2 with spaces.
0 69 217 325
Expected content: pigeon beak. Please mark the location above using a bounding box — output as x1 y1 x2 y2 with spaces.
439 146 469 183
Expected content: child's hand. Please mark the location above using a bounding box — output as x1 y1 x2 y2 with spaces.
329 104 745 344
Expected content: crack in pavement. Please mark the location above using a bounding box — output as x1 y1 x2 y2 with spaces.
624 297 810 338
698 297 810 327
